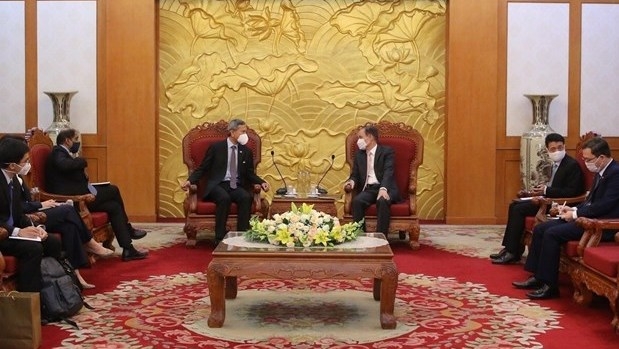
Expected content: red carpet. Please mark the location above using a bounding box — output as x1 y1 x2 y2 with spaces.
39 236 618 348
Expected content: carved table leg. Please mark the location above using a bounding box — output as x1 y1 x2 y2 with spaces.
373 278 381 301
225 276 238 299
207 264 226 328
380 263 398 329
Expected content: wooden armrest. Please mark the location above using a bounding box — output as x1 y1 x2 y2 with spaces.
38 190 96 204
184 184 199 213
575 217 619 256
343 186 353 214
532 195 587 223
0 250 5 277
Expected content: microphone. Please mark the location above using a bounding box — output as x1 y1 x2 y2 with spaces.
316 154 335 195
271 150 288 195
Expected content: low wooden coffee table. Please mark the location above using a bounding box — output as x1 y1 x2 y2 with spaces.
207 232 398 329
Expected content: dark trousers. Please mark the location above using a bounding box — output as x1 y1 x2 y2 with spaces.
500 200 539 254
206 181 252 240
525 219 584 288
44 205 90 269
87 184 133 249
0 235 62 292
352 185 391 234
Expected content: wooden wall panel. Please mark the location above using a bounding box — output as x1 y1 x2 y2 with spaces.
103 0 157 221
445 0 499 223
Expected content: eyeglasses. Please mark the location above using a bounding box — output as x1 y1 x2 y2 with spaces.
583 156 599 163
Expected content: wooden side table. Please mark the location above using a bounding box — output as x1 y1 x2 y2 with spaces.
269 196 337 217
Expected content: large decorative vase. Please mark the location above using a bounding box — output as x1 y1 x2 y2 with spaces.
520 94 557 191
44 91 77 144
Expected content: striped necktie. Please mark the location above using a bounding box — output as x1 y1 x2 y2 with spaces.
7 181 14 226
230 145 237 189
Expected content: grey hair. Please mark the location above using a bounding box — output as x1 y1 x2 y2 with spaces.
227 119 246 131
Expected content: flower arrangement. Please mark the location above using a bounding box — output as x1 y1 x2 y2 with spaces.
245 203 363 247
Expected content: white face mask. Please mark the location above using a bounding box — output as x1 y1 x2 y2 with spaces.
237 133 249 145
9 162 31 176
18 162 31 176
585 159 600 173
357 138 367 150
548 150 566 163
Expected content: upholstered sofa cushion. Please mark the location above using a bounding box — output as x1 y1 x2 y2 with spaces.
583 244 619 277
364 200 410 216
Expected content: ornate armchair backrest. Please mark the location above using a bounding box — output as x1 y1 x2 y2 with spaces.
575 131 600 191
345 121 424 200
182 120 262 193
26 129 53 191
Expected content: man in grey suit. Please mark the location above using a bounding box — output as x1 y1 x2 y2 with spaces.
181 119 269 243
491 133 585 264
344 123 400 236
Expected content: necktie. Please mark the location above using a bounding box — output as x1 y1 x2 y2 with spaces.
230 145 237 189
7 181 14 226
548 163 558 186
585 174 602 204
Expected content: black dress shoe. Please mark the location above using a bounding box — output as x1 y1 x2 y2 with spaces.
122 246 148 261
491 252 521 265
512 276 543 289
489 248 506 259
526 284 560 300
130 229 147 240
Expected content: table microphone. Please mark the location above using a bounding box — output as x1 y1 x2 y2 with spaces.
271 150 288 195
316 154 335 195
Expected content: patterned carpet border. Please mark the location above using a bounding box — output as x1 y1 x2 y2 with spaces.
52 272 562 348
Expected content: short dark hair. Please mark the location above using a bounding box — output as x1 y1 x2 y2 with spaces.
583 137 611 158
545 133 565 147
0 137 30 169
56 128 78 145
362 123 379 142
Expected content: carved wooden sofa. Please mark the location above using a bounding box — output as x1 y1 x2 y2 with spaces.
571 217 619 333
182 120 269 247
343 121 424 249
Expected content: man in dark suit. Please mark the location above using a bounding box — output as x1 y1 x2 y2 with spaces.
0 137 62 292
491 133 585 264
181 119 270 242
513 137 619 299
344 123 400 235
45 128 148 261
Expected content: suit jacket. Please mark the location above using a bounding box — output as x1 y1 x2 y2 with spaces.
576 159 619 218
188 139 265 199
348 144 400 202
45 145 91 196
545 154 585 198
0 175 31 238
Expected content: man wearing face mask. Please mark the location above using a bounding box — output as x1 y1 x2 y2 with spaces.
181 119 270 243
513 136 619 299
344 123 400 236
46 128 148 261
491 133 585 264
0 137 62 291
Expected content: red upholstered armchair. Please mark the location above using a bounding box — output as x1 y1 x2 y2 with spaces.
182 120 269 247
522 132 598 249
26 129 115 250
343 121 424 249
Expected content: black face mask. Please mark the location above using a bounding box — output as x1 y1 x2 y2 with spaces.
69 142 81 153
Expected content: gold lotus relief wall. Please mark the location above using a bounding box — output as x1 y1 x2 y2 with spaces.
158 0 446 220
